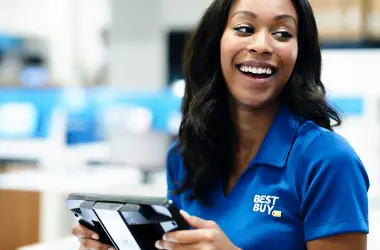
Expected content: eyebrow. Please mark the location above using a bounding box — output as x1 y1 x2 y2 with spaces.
232 10 297 25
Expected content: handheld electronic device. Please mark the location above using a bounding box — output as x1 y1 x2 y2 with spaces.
66 193 189 250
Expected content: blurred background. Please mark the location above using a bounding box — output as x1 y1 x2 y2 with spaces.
0 0 379 249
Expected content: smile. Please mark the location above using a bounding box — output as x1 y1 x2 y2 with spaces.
237 64 277 79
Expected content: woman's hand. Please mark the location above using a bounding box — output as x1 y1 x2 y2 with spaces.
155 211 241 250
71 223 115 250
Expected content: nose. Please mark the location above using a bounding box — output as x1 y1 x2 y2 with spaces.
246 30 273 55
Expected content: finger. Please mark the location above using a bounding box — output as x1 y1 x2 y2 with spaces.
180 210 218 229
79 237 114 250
72 224 99 240
163 229 216 244
155 239 191 250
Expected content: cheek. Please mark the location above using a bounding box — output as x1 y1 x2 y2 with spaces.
277 42 298 71
288 42 298 67
220 33 241 70
290 46 298 69
220 37 231 70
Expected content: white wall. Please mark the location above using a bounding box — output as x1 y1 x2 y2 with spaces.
161 0 214 29
74 0 111 84
0 0 110 85
108 0 212 89
322 49 380 203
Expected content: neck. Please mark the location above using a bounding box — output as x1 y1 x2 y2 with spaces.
231 101 280 171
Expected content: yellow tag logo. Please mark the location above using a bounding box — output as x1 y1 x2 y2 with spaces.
272 210 282 218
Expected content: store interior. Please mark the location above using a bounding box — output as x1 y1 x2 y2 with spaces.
0 0 379 249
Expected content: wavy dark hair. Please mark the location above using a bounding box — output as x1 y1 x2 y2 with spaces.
176 0 342 205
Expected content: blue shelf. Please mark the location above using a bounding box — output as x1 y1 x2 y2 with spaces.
321 40 380 50
0 87 365 144
330 97 364 116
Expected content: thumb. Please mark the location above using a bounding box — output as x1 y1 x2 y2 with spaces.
180 210 219 229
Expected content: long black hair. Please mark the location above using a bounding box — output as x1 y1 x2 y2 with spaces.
176 0 342 205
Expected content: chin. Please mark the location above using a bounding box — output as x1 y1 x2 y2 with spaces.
231 87 281 109
234 93 281 111
237 99 268 110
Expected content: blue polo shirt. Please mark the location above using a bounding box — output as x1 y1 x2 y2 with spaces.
166 105 369 250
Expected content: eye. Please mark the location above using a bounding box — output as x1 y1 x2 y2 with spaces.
273 31 293 40
233 24 254 34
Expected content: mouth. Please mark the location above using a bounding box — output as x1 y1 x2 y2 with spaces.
236 63 277 80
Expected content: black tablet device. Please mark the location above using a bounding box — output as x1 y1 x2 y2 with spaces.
66 193 190 250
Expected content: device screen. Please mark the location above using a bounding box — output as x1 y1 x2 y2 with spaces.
94 204 140 250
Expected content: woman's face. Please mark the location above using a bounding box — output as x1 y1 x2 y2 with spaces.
220 0 298 108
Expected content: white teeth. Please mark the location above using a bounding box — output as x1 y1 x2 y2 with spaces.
239 65 273 75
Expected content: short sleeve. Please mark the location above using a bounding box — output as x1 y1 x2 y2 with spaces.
300 131 370 241
166 141 182 209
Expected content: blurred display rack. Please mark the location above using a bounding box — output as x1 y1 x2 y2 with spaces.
321 39 380 49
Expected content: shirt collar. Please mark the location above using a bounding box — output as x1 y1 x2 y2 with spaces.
254 105 302 168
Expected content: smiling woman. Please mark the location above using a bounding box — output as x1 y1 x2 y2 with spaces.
220 0 299 108
170 0 368 249
71 0 370 249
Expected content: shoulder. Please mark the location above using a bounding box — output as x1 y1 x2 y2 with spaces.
293 122 370 240
292 120 370 196
166 139 184 182
167 139 181 162
297 121 362 169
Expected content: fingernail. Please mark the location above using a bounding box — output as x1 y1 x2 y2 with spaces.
180 210 190 217
155 240 161 249
163 234 175 243
91 234 99 240
108 248 115 250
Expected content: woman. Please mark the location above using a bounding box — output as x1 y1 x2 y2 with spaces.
72 0 370 249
